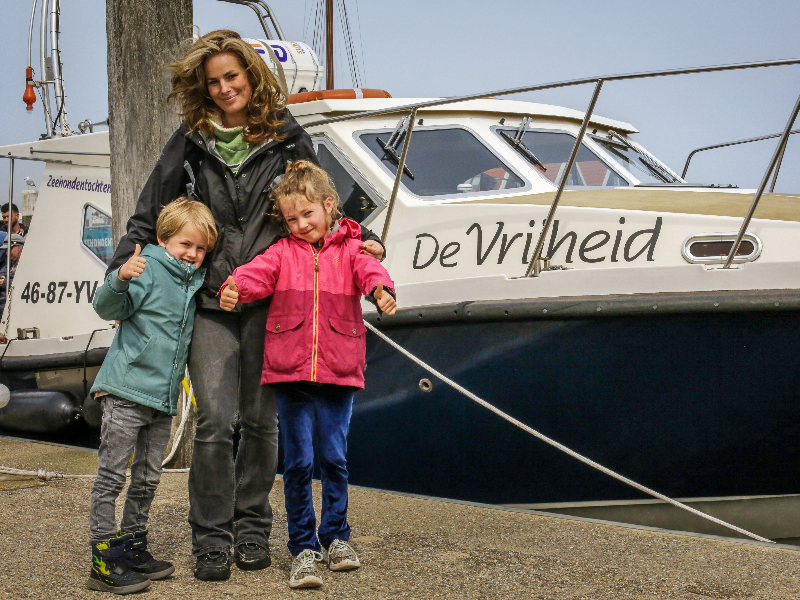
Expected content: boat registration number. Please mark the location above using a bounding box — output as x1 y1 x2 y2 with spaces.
18 281 99 304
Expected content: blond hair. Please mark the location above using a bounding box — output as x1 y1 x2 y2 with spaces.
156 197 218 250
269 160 341 230
166 29 286 145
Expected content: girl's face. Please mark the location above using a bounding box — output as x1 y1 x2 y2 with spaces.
205 51 253 127
280 194 335 244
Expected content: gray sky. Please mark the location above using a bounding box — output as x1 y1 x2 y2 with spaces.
2 0 799 204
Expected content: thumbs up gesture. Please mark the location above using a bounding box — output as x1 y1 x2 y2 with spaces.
119 244 147 281
220 275 240 311
374 281 396 316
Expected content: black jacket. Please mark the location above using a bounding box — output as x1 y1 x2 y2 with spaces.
109 110 381 311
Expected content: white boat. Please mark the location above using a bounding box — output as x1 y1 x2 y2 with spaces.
3 0 800 542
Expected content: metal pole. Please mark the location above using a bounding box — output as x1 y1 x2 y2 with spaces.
381 108 417 245
525 79 604 277
769 136 788 193
724 91 800 269
325 0 334 90
39 0 53 138
27 0 39 68
5 159 14 316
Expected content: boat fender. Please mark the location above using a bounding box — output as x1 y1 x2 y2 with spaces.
0 390 81 435
0 384 9 408
81 394 103 429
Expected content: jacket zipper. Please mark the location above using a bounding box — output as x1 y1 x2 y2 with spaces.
310 244 320 381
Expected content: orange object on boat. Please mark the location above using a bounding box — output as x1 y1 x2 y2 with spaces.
288 89 391 104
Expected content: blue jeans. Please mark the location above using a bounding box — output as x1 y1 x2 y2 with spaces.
89 395 173 544
275 382 353 556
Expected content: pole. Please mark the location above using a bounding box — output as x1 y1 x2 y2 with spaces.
381 109 417 245
325 0 334 90
724 91 800 269
5 159 14 315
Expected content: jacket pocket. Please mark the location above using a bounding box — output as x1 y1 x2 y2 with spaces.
264 313 306 375
123 334 174 396
325 317 366 378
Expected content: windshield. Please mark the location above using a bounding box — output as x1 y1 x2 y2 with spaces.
497 129 628 187
592 133 681 184
358 127 526 198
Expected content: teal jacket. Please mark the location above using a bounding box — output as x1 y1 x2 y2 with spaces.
90 244 205 415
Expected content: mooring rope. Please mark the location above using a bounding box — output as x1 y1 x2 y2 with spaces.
0 466 189 480
364 320 774 544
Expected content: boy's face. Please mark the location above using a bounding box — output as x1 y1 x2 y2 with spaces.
280 194 334 244
158 223 208 268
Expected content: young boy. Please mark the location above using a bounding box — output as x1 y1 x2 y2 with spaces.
86 198 216 594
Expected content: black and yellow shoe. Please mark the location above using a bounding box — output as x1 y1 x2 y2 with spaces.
86 537 151 595
122 530 175 580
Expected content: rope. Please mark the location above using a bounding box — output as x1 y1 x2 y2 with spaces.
0 466 189 481
364 320 774 544
161 368 194 467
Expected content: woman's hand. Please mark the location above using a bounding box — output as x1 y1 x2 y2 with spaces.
375 282 396 316
359 240 385 261
220 276 239 311
119 244 147 280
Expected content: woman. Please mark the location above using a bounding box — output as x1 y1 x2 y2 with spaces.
107 30 384 582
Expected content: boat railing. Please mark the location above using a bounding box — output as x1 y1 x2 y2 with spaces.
301 58 800 275
682 128 800 188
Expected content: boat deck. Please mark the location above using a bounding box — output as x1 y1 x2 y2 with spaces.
3 436 800 599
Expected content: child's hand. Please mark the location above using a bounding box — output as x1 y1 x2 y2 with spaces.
119 244 146 280
359 240 385 260
220 275 239 311
375 281 396 315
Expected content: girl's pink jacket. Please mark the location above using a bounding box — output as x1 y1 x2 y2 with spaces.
229 218 395 388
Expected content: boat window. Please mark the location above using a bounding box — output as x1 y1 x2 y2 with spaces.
592 133 680 184
497 128 628 187
358 127 526 198
81 204 113 266
315 143 381 224
681 232 761 264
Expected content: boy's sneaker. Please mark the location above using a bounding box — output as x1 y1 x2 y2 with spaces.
86 539 151 595
122 530 175 580
194 550 231 581
322 539 361 571
289 549 324 589
235 542 271 571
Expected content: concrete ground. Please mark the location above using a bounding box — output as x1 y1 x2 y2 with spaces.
2 437 800 599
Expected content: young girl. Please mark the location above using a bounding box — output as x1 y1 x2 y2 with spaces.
219 161 396 589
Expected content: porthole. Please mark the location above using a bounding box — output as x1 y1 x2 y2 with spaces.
681 232 761 264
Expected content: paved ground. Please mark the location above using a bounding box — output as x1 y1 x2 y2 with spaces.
2 437 800 599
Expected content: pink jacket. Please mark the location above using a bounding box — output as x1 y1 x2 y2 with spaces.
229 218 395 388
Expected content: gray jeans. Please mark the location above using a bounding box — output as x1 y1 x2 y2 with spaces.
89 395 172 544
187 307 279 555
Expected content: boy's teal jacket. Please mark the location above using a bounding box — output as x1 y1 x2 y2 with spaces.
90 244 205 415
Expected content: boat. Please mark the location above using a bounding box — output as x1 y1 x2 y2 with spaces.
3 0 800 541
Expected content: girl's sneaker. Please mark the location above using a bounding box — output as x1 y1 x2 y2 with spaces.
323 539 361 571
289 550 324 589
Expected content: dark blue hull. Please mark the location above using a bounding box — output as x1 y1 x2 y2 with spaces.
348 294 800 505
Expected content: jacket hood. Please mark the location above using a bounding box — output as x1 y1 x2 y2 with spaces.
141 244 205 282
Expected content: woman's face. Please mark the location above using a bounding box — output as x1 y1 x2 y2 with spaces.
205 51 252 127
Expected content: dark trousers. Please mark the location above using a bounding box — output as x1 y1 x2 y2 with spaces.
275 382 353 556
187 307 279 555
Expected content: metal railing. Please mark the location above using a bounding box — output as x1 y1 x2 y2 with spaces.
301 58 800 275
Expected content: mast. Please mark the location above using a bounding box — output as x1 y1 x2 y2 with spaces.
325 0 333 89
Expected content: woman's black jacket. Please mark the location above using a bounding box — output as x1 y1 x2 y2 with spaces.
107 109 382 312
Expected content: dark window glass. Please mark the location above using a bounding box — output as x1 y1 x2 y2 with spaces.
500 130 627 187
81 204 113 266
593 138 677 184
689 240 754 258
359 128 525 198
316 144 378 223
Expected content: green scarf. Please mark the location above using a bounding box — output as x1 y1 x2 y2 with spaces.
211 120 251 173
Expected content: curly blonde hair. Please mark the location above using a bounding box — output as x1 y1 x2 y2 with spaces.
157 197 218 250
270 160 342 231
167 29 286 144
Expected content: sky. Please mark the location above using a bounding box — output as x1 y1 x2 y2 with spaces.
1 0 799 205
